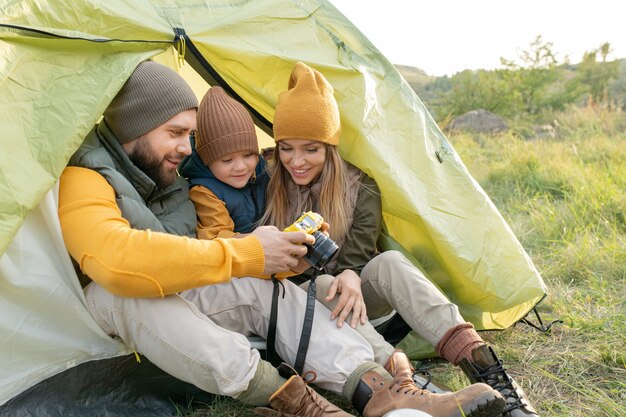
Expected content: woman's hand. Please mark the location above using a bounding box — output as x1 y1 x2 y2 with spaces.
326 269 367 329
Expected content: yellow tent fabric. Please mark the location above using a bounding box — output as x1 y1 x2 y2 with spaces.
0 0 546 404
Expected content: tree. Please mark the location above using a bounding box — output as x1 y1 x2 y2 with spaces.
500 35 562 114
435 69 518 119
575 42 620 105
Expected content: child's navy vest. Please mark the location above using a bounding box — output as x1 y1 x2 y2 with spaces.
180 148 269 233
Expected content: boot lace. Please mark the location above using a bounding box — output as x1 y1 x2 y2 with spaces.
300 381 338 416
390 372 428 397
473 359 524 412
255 371 329 417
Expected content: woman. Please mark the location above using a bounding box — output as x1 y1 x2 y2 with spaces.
261 62 539 417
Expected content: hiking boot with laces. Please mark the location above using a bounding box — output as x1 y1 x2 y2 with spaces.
352 369 504 417
386 350 450 394
459 345 539 417
255 367 354 417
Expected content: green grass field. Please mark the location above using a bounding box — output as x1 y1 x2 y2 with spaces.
187 105 626 417
443 105 626 417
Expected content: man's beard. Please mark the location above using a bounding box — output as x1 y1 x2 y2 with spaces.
128 138 178 189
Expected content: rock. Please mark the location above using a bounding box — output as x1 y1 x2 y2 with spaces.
449 109 508 134
532 124 557 139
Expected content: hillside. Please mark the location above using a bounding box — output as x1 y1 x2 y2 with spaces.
393 64 435 90
395 58 626 121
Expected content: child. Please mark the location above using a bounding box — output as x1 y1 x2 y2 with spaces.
180 86 269 240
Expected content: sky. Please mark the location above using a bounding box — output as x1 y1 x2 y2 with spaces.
330 0 626 77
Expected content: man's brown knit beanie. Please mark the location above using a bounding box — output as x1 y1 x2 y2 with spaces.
104 60 198 144
195 86 258 166
273 62 340 145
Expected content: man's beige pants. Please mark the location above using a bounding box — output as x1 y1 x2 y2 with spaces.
84 277 374 397
305 250 466 364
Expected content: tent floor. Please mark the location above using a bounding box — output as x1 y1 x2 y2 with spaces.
1 314 412 417
0 354 215 417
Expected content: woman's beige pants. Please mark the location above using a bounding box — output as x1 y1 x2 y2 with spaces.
303 250 466 364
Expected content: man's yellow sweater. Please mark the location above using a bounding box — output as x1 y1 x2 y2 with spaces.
58 166 266 298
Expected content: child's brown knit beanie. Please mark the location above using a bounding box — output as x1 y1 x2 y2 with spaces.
103 60 198 144
273 62 341 145
195 86 258 166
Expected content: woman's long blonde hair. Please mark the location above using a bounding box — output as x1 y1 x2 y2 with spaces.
261 143 352 242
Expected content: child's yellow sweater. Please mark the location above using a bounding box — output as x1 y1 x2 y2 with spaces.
189 184 238 240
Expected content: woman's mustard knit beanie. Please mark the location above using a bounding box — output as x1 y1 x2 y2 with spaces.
273 62 340 145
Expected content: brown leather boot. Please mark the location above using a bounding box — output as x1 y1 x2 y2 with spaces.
459 345 539 417
255 373 354 416
385 350 417 386
352 369 505 417
385 350 450 393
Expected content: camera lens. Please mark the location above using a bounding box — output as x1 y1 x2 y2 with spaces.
304 231 339 270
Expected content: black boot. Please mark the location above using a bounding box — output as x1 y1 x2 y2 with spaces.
459 345 539 417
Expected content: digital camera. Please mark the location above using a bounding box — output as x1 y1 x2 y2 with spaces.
284 211 339 270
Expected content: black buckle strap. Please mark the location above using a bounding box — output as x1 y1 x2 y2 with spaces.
265 270 321 376
293 271 319 375
265 275 285 367
412 369 433 390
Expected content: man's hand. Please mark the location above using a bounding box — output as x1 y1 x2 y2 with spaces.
290 257 311 275
251 226 315 275
326 269 368 329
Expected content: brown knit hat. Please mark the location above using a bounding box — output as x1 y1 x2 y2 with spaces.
195 86 258 166
273 62 340 145
104 60 198 144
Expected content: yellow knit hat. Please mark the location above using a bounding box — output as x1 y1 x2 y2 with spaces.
273 62 340 145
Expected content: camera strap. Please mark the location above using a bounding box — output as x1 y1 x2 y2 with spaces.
265 274 284 368
293 270 319 375
265 269 321 376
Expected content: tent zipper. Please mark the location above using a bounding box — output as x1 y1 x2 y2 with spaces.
435 144 454 163
1 24 271 132
173 28 273 134
0 23 172 44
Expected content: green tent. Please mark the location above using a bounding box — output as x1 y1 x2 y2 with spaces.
0 0 547 414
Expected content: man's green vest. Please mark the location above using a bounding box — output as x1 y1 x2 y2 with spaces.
68 121 196 237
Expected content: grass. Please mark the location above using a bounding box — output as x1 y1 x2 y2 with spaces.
440 104 626 417
185 105 626 416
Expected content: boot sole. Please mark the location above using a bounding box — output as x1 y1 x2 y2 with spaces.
457 391 505 417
